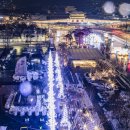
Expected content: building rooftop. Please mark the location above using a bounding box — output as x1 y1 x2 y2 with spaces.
70 11 85 14
68 48 104 60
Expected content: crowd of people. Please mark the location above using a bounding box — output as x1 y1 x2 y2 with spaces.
65 83 104 130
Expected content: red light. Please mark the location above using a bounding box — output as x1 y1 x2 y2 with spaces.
127 60 130 72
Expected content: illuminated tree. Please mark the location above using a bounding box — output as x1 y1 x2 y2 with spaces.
47 51 56 130
60 104 71 130
55 52 64 98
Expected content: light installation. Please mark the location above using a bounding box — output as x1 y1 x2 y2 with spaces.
27 95 36 105
19 81 32 97
47 51 56 130
55 52 64 98
83 33 103 49
60 104 71 130
55 52 71 129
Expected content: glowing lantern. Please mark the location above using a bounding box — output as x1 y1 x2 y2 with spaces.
19 81 32 97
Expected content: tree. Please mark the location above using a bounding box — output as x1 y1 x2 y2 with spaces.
76 31 84 46
65 6 77 14
65 33 72 47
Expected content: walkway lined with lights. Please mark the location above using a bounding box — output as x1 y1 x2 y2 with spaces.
47 51 71 130
47 51 105 130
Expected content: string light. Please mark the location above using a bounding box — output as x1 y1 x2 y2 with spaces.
60 104 71 130
55 52 64 98
47 51 56 130
55 52 71 129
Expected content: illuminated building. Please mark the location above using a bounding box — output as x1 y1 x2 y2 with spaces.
69 11 86 19
83 33 103 49
110 47 129 70
69 11 86 23
68 48 104 68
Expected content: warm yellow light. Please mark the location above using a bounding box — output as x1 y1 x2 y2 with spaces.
94 125 100 130
83 124 88 130
73 60 97 68
84 111 93 122
111 82 115 88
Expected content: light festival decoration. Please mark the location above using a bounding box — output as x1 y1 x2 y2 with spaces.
84 33 103 49
55 52 71 129
19 81 32 97
60 104 71 130
119 3 130 17
27 95 36 105
36 88 40 94
47 51 56 130
56 31 61 43
103 1 115 14
55 52 64 98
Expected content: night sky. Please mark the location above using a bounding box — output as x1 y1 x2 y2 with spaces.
13 0 130 7
8 0 130 13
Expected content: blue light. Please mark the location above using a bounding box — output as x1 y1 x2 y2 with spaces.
47 51 56 130
19 81 32 97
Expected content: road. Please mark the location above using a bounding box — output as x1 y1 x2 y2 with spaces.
110 35 130 47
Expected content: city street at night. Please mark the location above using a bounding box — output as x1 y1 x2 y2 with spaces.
0 0 130 130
